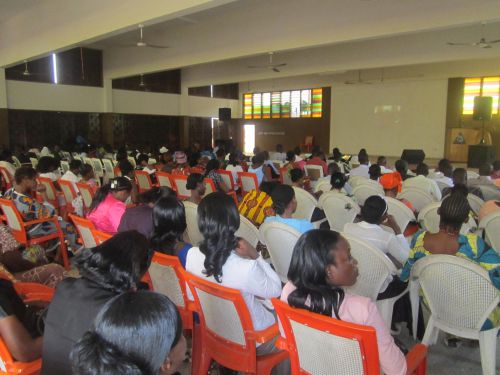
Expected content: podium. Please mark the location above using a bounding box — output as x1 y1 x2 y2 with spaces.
467 145 496 168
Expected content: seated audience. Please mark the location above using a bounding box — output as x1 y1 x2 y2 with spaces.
330 172 348 195
118 187 175 238
467 163 497 188
136 153 157 184
225 152 244 189
380 173 415 213
42 230 152 374
215 148 227 169
491 160 500 180
0 150 17 178
377 156 392 174
271 144 287 163
87 177 132 234
329 147 350 174
264 184 314 234
185 192 288 374
369 164 382 181
172 151 191 176
400 193 499 328
186 173 206 204
402 162 441 201
118 159 139 203
281 230 406 375
61 159 82 193
263 151 280 178
0 278 43 362
151 196 191 268
284 150 305 172
478 199 500 222
349 152 370 178
79 163 98 189
443 168 483 199
238 181 278 227
204 159 229 192
159 148 175 173
430 158 454 187
306 147 328 176
36 156 61 184
248 153 270 185
290 168 321 199
395 159 412 181
71 291 185 375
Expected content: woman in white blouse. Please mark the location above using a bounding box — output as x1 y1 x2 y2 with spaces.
185 192 288 374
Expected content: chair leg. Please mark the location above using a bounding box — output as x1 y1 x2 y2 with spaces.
198 352 212 375
478 329 498 375
409 281 420 340
421 317 439 346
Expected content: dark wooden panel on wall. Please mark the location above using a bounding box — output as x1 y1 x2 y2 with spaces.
188 117 213 149
112 70 181 94
188 83 239 100
5 56 53 84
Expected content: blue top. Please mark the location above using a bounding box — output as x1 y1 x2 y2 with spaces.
248 165 264 185
264 215 314 234
178 243 192 268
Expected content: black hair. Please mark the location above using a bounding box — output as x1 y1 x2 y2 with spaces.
70 160 82 171
71 291 182 375
14 166 37 184
361 195 387 224
118 160 134 177
395 159 408 176
259 181 279 196
151 196 187 255
89 177 132 213
289 168 304 183
439 192 470 230
479 163 492 176
452 167 467 185
271 184 295 215
215 148 226 159
377 156 387 165
137 154 149 165
328 162 340 175
287 230 345 319
36 156 56 173
189 152 201 167
286 151 295 162
332 148 342 161
204 159 220 176
448 183 468 198
293 146 301 156
330 172 346 190
369 164 381 180
80 164 94 178
197 192 240 283
311 145 322 156
138 187 175 204
186 173 204 190
358 148 368 157
228 153 239 167
438 159 453 177
358 153 369 165
74 230 152 293
252 153 265 166
416 162 429 176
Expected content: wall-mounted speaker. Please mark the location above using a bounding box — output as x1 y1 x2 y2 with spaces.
473 96 493 121
218 107 231 121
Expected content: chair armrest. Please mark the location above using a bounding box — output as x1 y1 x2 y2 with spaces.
186 301 197 312
246 323 279 344
14 282 55 303
405 344 428 375
275 336 288 351
22 216 59 227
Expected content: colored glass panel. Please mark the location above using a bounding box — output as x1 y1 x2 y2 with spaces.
253 93 262 119
311 88 323 118
291 90 301 118
262 92 271 119
481 77 500 115
271 91 281 118
281 91 291 118
300 89 312 117
244 93 253 119
463 78 481 115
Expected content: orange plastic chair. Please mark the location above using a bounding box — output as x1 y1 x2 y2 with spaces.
272 298 428 375
0 198 70 270
237 172 259 196
170 174 190 199
218 169 236 191
157 171 175 191
0 283 54 374
185 272 288 375
76 182 96 215
69 213 98 249
58 179 78 216
90 228 112 245
0 166 13 191
203 178 217 194
135 170 156 193
36 177 62 212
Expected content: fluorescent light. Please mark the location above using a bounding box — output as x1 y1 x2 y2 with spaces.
52 53 58 84
210 84 213 98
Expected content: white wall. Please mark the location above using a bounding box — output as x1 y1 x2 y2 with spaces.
331 79 448 158
112 89 181 115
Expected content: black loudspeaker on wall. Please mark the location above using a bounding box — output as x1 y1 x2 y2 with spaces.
401 149 426 165
218 107 231 121
473 96 493 121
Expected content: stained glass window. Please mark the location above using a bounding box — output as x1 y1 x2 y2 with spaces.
291 90 301 118
300 90 311 117
252 93 262 119
262 92 271 119
271 92 281 118
244 93 253 119
281 91 291 118
311 88 323 118
462 77 499 115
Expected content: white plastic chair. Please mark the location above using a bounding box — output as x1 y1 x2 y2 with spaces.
304 165 323 181
235 215 260 248
102 159 115 180
291 187 317 222
29 158 38 168
478 185 500 202
91 158 104 178
83 157 93 168
398 187 434 213
479 211 500 254
183 201 203 246
418 202 476 235
314 179 331 194
127 156 137 168
385 197 415 233
342 233 408 329
259 221 301 283
318 191 360 232
347 175 367 188
467 171 480 180
467 193 484 216
11 156 21 168
410 255 499 375
352 184 384 206
435 180 450 192
60 160 70 174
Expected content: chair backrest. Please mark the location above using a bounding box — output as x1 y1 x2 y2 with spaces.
467 193 484 216
29 157 38 168
0 198 27 243
479 211 500 253
82 157 93 168
102 159 115 178
218 169 235 191
341 232 398 300
60 160 70 174
76 182 95 210
467 170 480 179
127 156 137 168
435 180 450 192
279 167 292 185
0 167 13 187
304 165 323 181
58 179 78 205
238 172 259 196
352 184 383 206
398 187 434 212
235 215 260 247
69 214 98 248
91 229 112 245
36 177 59 208
478 185 500 201
11 156 21 168
318 192 360 232
157 171 174 189
347 175 367 188
272 298 379 375
418 202 476 235
135 170 153 193
314 179 331 194
171 175 190 199
259 221 301 283
385 196 415 232
91 158 104 177
411 254 500 331
183 201 203 246
148 158 157 165
204 178 216 195
291 186 316 221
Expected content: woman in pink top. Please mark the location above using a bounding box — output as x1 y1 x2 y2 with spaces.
87 177 132 234
281 229 407 375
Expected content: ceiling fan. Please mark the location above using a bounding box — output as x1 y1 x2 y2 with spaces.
447 23 500 49
247 52 287 72
120 24 169 49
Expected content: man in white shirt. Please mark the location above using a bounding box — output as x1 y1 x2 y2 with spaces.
60 160 82 192
349 153 370 178
270 144 287 163
377 156 393 174
430 159 453 188
402 162 442 201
